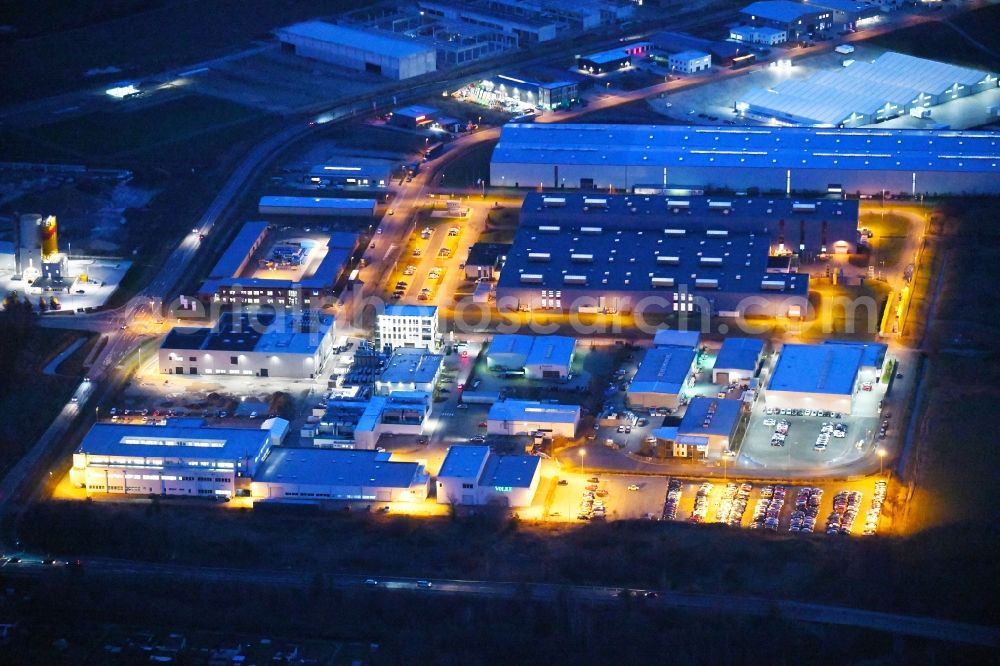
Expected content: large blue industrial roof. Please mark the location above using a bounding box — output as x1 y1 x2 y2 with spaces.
768 343 863 395
254 447 421 488
714 337 765 371
491 124 1000 174
497 204 811 298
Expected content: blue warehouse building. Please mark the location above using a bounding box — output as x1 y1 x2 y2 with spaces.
489 124 1000 196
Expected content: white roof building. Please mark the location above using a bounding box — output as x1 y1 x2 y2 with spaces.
276 22 437 80
737 52 999 127
487 400 580 437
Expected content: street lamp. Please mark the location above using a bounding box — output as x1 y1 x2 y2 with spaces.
579 448 586 470
877 447 887 477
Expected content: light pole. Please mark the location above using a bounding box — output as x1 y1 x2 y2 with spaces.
579 448 586 471
877 447 887 477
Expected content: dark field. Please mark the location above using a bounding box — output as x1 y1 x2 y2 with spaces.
0 95 276 166
0 0 378 105
865 4 1000 71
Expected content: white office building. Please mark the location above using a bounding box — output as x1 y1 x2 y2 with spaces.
377 304 439 350
436 445 541 508
668 50 711 74
70 418 289 498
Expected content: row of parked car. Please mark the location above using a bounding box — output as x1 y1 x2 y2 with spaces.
863 480 887 535
715 482 752 527
578 477 608 521
826 490 864 535
688 482 714 524
750 484 786 531
662 478 682 520
766 418 790 447
789 487 823 533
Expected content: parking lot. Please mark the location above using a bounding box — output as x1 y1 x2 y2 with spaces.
739 379 888 473
545 472 668 522
659 476 887 536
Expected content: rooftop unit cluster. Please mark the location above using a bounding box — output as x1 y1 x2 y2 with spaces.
497 193 825 318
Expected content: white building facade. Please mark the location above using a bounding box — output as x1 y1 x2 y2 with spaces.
70 419 288 498
377 305 439 351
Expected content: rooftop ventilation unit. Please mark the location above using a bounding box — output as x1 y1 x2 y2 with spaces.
571 253 594 263
542 196 566 207
700 257 723 266
792 202 817 213
709 201 732 210
667 200 690 209
538 225 560 233
520 274 544 284
563 275 587 285
761 280 785 291
580 226 602 234
528 252 551 262
657 255 680 265
695 278 719 289
707 229 729 237
664 228 686 236
583 197 608 208
651 277 676 287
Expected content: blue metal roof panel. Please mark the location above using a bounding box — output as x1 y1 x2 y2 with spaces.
715 337 765 371
768 343 863 394
492 124 1000 173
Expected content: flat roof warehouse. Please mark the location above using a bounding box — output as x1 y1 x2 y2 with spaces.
492 124 1000 173
490 124 1000 195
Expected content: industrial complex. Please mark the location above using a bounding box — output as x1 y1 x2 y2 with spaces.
198 222 360 309
0 213 130 311
158 311 336 380
490 123 1000 194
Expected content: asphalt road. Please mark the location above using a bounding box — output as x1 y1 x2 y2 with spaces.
2 555 996 648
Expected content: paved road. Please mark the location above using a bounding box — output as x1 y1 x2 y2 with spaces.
2 555 996 648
